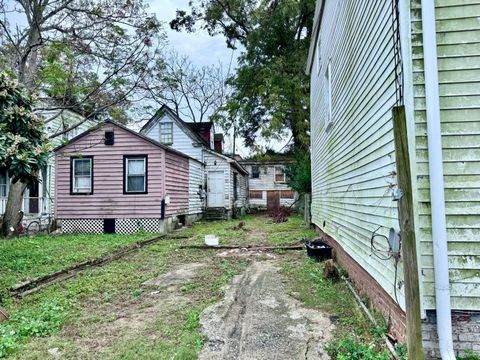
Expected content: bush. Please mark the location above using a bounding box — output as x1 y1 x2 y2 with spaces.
268 206 291 223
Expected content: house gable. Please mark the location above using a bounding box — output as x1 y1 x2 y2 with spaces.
140 107 204 161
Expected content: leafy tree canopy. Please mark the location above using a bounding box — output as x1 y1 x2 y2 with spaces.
171 0 315 152
0 72 50 186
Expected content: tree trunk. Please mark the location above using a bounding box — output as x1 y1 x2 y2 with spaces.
1 181 26 238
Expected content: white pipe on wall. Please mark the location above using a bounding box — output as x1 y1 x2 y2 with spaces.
421 0 456 359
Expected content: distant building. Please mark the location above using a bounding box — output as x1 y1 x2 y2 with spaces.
240 159 298 211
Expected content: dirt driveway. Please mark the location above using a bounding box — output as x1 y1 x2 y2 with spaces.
199 260 334 360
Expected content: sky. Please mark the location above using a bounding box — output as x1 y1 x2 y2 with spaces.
148 0 291 157
3 0 290 157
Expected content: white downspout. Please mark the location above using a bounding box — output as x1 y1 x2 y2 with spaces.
421 1 456 359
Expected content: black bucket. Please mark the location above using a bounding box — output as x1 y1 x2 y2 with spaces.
306 239 332 261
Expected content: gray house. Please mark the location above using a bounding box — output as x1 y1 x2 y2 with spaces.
307 0 480 358
240 158 298 211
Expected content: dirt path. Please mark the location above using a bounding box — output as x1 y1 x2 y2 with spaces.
199 260 335 360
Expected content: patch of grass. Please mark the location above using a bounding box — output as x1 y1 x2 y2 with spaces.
180 213 315 247
0 232 156 299
460 351 480 360
280 257 396 360
326 337 391 360
0 214 310 358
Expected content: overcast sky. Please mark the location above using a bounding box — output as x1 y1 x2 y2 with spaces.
4 0 289 156
148 0 292 157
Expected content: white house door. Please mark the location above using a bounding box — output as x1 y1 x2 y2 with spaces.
207 171 225 207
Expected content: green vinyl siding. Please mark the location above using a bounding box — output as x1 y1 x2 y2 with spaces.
411 0 480 310
310 1 405 308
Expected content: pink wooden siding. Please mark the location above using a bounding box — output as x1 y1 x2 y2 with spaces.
164 151 189 216
55 123 167 219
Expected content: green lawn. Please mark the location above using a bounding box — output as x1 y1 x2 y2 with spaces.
0 232 156 295
0 214 401 359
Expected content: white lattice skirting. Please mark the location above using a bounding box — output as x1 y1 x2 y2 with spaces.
115 218 162 234
60 218 165 234
61 219 104 234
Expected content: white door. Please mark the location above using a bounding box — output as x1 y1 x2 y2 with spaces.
207 171 225 207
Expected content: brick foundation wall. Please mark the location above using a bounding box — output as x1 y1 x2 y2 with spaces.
422 310 480 359
314 226 407 343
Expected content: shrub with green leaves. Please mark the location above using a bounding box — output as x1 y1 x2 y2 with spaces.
0 72 50 187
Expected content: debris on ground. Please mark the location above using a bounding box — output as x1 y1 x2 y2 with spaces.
199 261 334 360
142 263 206 288
323 259 340 282
0 307 8 322
268 206 292 223
217 248 277 260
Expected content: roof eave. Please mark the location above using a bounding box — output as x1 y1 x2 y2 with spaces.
306 0 326 75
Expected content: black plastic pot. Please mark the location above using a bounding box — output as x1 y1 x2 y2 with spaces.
306 239 332 261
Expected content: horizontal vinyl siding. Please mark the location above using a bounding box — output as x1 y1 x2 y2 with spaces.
242 164 297 207
165 152 189 216
311 1 404 307
188 159 205 214
141 113 203 162
55 124 165 219
411 0 480 310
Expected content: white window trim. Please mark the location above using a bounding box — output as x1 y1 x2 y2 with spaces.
274 166 286 183
159 122 173 144
125 156 147 193
0 170 9 198
72 158 93 194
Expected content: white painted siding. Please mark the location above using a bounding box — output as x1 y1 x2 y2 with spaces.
310 1 404 308
204 150 231 209
411 0 480 310
188 159 205 214
141 112 203 161
241 163 298 207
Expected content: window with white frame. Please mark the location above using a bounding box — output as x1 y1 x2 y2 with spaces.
325 61 332 130
72 157 93 194
125 156 147 193
274 166 286 183
0 170 7 197
159 122 173 144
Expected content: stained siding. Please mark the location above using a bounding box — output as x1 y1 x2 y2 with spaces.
55 124 165 219
411 0 480 310
164 151 189 216
310 1 404 307
204 150 231 209
241 163 298 207
231 169 248 209
188 159 205 214
141 113 203 161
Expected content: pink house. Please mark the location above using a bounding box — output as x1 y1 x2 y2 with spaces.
54 120 197 234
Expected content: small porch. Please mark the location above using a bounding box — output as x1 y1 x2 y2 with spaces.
0 167 53 218
0 196 52 218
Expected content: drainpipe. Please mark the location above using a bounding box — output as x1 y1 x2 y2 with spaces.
421 1 456 359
